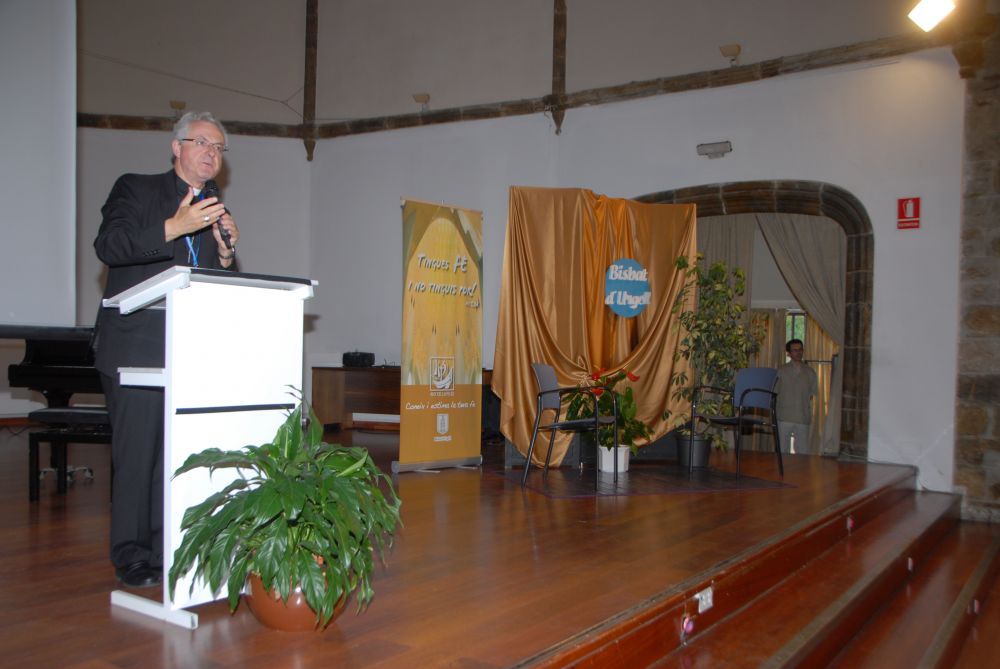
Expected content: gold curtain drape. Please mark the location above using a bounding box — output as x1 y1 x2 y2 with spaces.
492 186 696 466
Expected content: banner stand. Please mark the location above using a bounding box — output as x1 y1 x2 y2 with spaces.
391 455 482 474
397 199 484 473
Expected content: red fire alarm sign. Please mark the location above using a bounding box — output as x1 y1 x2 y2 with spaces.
897 197 920 229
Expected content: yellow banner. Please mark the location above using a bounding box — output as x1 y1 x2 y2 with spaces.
397 199 483 469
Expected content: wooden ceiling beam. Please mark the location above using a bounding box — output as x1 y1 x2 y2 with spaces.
548 0 567 134
302 0 318 160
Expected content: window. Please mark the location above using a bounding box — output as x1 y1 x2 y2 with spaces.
785 310 806 361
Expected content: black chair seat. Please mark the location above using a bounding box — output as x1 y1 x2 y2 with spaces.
695 414 769 427
541 416 616 432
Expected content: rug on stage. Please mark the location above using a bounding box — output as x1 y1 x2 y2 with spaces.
487 461 794 499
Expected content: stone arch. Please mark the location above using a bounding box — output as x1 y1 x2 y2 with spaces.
635 181 872 457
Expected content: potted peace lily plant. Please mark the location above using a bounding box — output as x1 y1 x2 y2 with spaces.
167 401 402 631
666 254 760 465
565 367 654 471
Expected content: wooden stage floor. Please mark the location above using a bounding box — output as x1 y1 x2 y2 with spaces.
0 427 915 668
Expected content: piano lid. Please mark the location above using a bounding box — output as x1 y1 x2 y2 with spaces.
3 325 101 403
0 325 93 342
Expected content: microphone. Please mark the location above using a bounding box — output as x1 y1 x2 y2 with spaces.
202 180 233 250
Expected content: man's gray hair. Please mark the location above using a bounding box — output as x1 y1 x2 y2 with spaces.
172 111 228 146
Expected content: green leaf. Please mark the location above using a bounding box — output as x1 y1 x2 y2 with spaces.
167 398 401 617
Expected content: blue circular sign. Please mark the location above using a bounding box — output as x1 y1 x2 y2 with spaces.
604 258 651 318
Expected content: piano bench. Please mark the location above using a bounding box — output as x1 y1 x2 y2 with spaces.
28 407 110 426
28 408 111 502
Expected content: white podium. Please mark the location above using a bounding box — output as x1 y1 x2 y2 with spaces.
101 267 316 628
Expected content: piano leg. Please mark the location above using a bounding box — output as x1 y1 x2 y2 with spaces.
54 438 68 495
29 433 40 502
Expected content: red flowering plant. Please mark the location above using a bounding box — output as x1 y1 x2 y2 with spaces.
564 368 654 455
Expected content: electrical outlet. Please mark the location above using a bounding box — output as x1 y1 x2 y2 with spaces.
695 586 713 613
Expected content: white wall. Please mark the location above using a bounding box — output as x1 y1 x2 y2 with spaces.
0 1 76 417
0 1 76 326
305 49 963 491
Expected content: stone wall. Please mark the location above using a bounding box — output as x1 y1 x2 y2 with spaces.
958 19 1000 521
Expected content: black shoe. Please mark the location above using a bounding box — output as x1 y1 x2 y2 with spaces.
115 561 162 588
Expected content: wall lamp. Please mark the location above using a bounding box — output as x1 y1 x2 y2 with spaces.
908 0 956 32
719 44 742 66
696 141 733 159
412 93 430 112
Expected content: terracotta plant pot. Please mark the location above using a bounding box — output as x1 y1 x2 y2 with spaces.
245 573 345 632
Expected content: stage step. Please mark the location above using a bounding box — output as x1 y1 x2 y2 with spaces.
827 521 1000 669
953 542 1000 668
652 490 963 668
530 464 921 668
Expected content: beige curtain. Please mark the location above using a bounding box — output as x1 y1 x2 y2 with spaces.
805 316 838 455
697 214 756 310
756 213 846 456
749 308 786 369
492 187 697 466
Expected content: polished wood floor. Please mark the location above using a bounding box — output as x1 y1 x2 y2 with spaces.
0 426 916 668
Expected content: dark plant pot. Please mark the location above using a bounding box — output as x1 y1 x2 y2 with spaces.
676 434 711 469
245 573 345 632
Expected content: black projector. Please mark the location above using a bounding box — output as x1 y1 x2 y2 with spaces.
343 351 375 367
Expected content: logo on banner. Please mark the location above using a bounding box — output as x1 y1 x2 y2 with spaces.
604 258 651 318
430 356 455 393
433 412 452 442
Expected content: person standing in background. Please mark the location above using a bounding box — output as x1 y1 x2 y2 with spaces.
775 338 818 455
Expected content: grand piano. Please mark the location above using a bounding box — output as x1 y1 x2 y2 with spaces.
2 325 103 406
1 325 109 500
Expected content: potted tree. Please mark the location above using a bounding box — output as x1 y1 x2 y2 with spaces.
167 401 402 631
666 254 760 466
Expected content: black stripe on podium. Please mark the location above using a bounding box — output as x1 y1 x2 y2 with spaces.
175 403 295 415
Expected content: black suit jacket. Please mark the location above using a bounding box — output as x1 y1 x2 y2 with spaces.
93 169 233 376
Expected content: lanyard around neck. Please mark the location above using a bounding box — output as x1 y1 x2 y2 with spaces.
185 235 200 267
181 186 203 267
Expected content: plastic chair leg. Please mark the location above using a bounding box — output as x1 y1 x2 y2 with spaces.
772 422 783 477
688 431 696 477
521 419 543 486
542 431 556 480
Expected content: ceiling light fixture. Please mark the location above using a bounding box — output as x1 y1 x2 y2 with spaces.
697 141 733 159
412 93 430 112
907 0 955 32
169 100 186 120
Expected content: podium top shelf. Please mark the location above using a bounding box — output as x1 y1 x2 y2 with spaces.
103 267 317 314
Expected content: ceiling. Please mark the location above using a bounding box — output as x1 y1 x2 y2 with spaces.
78 0 924 126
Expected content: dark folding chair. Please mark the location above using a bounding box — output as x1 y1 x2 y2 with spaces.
687 367 782 478
522 363 619 490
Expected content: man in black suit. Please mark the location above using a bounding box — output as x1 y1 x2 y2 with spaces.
94 111 240 588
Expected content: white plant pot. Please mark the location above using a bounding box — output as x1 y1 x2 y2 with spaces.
598 445 630 473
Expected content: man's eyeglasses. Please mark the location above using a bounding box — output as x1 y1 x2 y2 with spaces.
180 137 228 154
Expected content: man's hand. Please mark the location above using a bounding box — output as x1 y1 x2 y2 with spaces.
164 187 227 242
213 211 239 267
